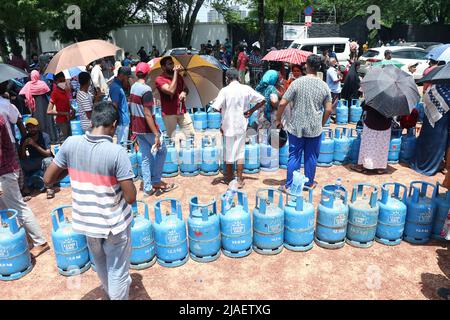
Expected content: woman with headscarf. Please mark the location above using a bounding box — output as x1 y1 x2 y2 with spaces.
341 61 361 104
19 70 58 143
256 70 280 132
412 83 450 176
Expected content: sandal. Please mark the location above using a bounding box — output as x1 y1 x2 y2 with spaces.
376 169 388 174
305 181 318 190
278 185 288 194
350 165 366 173
46 189 56 199
23 195 32 202
155 183 178 196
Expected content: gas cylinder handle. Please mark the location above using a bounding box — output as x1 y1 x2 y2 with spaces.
189 196 216 221
132 200 149 221
410 180 437 199
381 182 407 204
154 198 180 224
0 209 19 234
50 205 72 232
238 191 249 212
352 183 378 207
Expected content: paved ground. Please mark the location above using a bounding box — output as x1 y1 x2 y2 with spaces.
1 158 449 300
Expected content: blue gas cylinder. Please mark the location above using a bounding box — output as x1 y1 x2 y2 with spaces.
284 187 315 252
154 106 165 132
318 128 334 167
200 135 220 176
154 199 189 267
349 128 362 164
324 116 331 127
279 140 289 169
376 183 408 246
207 108 221 130
336 100 349 124
130 201 156 270
128 150 138 180
244 135 260 174
400 128 416 164
179 138 201 176
431 183 450 241
260 131 279 172
136 150 143 179
404 181 437 244
333 126 350 165
349 99 363 124
252 189 284 255
346 184 379 248
220 191 252 258
51 206 91 276
194 108 208 131
162 137 179 177
188 197 221 262
388 128 402 164
416 102 424 123
70 120 83 136
53 145 71 187
0 209 33 281
315 183 349 249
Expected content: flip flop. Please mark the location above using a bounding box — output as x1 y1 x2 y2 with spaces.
46 189 56 199
155 183 178 196
350 166 367 173
23 195 32 202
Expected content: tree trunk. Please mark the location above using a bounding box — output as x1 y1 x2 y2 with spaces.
257 0 265 53
0 29 9 62
24 27 40 61
182 0 204 47
275 6 285 48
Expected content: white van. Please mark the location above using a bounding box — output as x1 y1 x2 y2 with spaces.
289 37 351 64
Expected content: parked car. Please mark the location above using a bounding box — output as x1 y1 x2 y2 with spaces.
359 46 429 80
397 42 443 50
163 47 200 56
289 37 351 63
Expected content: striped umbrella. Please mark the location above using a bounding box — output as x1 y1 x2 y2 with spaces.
262 48 312 65
149 54 223 108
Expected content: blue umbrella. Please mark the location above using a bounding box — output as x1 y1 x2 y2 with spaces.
68 66 83 78
425 43 450 62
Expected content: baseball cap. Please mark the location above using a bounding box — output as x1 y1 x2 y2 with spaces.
135 62 150 76
24 117 39 126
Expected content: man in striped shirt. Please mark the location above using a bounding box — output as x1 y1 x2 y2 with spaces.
76 72 101 133
44 101 137 300
130 62 177 196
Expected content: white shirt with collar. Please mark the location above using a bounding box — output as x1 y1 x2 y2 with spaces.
0 96 20 143
90 64 109 96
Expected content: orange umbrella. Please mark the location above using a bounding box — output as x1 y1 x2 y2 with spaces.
45 40 122 74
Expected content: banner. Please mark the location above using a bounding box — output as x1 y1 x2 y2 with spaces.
283 25 308 41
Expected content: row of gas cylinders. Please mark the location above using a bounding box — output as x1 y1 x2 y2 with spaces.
154 107 221 132
2 180 448 280
318 126 417 167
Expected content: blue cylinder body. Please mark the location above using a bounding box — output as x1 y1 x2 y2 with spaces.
128 151 138 179
284 188 315 252
244 137 260 174
336 100 349 124
318 129 334 167
53 145 71 187
404 181 437 244
350 128 362 164
279 141 289 169
346 184 379 248
333 127 350 165
349 99 363 123
207 110 221 129
154 107 165 132
200 136 220 175
136 151 142 179
376 183 408 246
315 184 349 249
388 129 402 164
416 102 424 123
432 183 450 240
179 138 201 176
400 128 416 163
70 120 83 136
162 138 179 177
260 141 279 172
154 199 189 267
253 189 284 255
188 197 221 262
220 191 252 258
194 109 208 131
51 206 91 276
0 210 33 281
130 201 156 269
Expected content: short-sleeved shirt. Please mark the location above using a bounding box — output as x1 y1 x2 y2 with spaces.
53 133 134 238
109 78 130 126
212 81 265 136
50 87 71 123
0 115 19 176
283 76 332 138
237 52 248 71
130 82 158 134
0 96 21 143
326 67 342 94
155 73 186 116
76 90 93 131
20 132 51 159
123 58 131 67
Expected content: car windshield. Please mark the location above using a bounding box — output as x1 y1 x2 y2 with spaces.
362 50 379 58
291 43 301 49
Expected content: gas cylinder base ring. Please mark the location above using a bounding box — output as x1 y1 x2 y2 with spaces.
431 234 445 241
200 170 220 176
279 165 287 169
58 261 91 277
180 171 200 177
252 245 283 255
157 255 189 268
130 256 157 270
222 247 252 258
0 264 34 281
284 242 314 252
375 237 402 246
345 238 374 249
190 251 221 263
162 172 179 178
403 235 430 245
317 163 333 167
260 167 279 172
243 168 260 174
332 161 348 166
314 237 345 249
388 160 399 164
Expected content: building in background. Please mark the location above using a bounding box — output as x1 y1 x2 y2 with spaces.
207 9 224 23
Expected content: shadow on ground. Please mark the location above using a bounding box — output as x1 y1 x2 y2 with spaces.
421 244 450 300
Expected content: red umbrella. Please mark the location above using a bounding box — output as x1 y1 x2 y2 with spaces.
262 48 312 65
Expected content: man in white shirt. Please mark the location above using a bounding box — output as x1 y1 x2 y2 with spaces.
326 58 342 115
90 60 109 99
212 68 265 188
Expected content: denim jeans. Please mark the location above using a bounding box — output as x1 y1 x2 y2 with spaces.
87 225 132 300
137 133 167 193
116 124 129 145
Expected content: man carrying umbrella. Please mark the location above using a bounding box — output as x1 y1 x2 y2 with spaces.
155 56 194 139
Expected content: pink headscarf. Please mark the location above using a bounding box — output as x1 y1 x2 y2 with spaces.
19 70 50 112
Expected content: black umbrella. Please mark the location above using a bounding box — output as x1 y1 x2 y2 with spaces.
422 63 450 83
416 65 445 85
0 63 28 83
361 65 420 118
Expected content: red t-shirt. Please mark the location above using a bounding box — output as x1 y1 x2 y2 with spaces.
50 87 71 123
155 73 186 116
237 52 248 71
